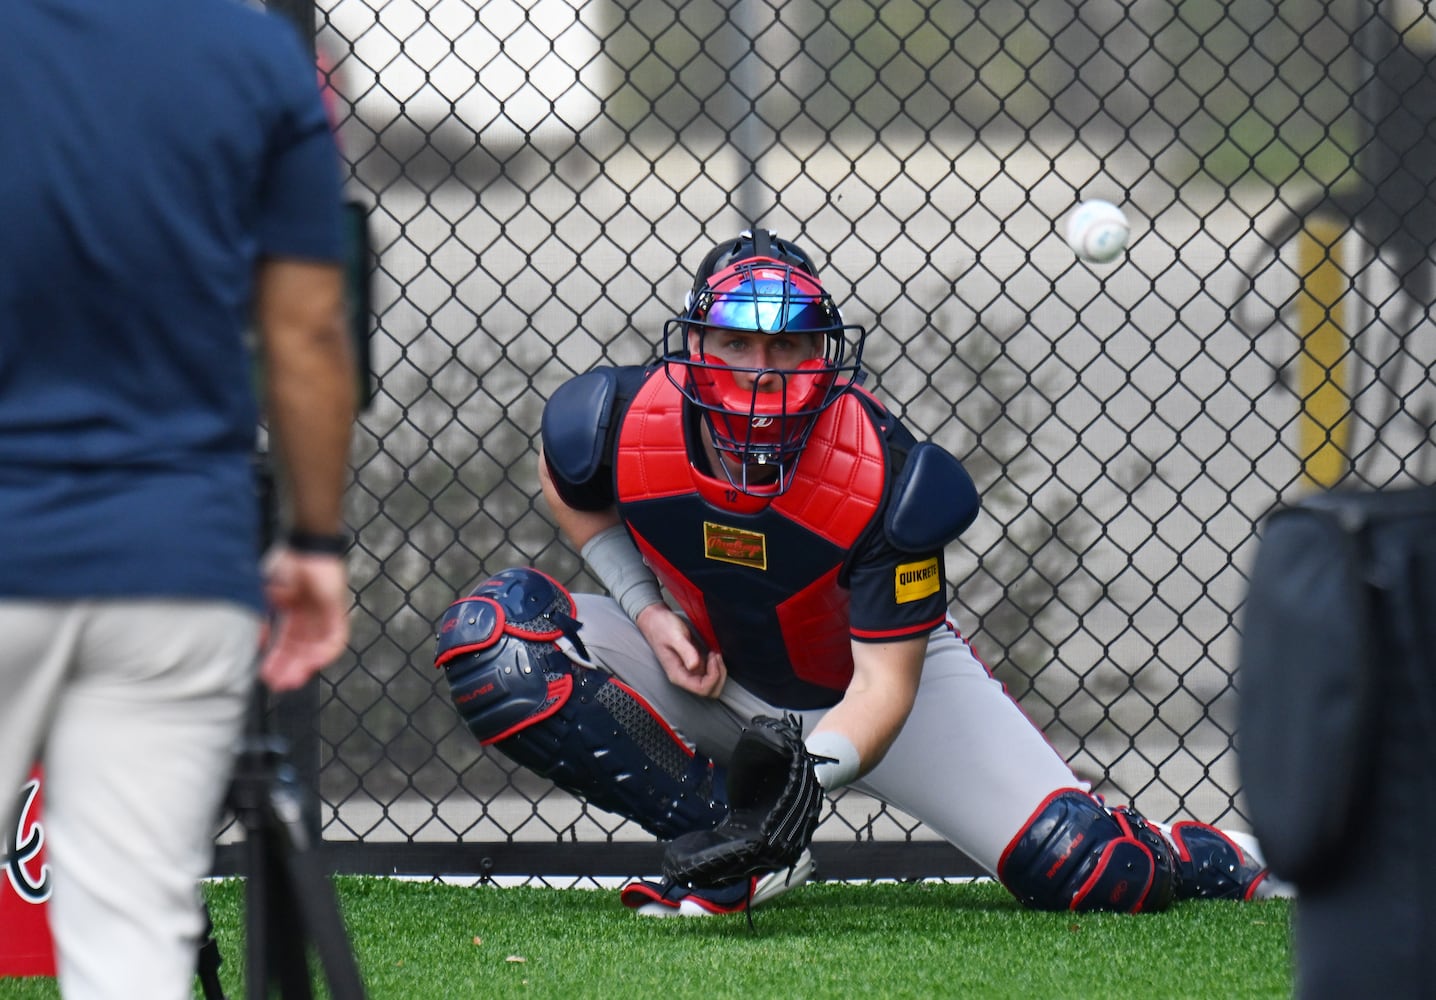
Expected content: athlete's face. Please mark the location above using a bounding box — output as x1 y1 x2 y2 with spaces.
687 328 822 392
685 327 824 487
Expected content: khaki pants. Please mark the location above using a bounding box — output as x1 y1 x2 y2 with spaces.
0 600 259 1000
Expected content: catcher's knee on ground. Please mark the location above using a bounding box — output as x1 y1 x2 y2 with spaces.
434 566 727 840
998 789 1178 912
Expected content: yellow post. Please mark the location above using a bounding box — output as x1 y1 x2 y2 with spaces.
1294 218 1350 487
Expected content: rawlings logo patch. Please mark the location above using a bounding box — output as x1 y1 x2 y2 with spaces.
894 557 941 603
703 522 767 570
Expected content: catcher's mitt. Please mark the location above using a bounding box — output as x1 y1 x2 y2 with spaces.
661 715 826 886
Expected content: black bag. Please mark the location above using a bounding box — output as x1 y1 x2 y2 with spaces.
1237 484 1436 883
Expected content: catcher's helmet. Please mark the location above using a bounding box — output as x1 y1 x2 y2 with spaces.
663 228 866 496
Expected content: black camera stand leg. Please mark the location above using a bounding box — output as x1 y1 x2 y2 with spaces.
229 732 367 1000
199 682 365 1000
197 907 227 1000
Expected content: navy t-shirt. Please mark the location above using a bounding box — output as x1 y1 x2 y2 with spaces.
0 0 344 609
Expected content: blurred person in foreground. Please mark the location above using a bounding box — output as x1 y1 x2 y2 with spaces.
0 1 356 997
434 228 1290 916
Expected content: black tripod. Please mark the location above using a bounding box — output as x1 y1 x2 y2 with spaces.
198 689 366 1000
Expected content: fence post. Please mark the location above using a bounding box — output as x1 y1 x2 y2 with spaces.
1295 220 1350 488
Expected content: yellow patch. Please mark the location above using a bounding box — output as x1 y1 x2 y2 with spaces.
703 522 767 570
894 558 941 603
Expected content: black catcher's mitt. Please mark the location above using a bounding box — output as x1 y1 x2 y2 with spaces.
661 715 825 886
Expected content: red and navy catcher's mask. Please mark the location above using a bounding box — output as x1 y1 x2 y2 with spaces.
662 229 867 496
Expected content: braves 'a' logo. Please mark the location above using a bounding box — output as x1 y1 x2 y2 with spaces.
4 779 51 903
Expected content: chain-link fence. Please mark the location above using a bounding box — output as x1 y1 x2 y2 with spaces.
222 0 1436 883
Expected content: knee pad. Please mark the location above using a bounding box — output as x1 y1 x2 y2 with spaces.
1166 822 1270 901
434 566 727 840
435 566 587 742
998 789 1178 913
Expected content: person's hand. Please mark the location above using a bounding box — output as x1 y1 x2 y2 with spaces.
634 603 726 698
258 547 352 692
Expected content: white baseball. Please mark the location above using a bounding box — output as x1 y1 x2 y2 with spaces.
1065 199 1130 264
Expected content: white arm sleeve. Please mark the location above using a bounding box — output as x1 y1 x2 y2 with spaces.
580 524 664 622
805 730 861 791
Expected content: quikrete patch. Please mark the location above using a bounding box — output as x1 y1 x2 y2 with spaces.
894 557 940 603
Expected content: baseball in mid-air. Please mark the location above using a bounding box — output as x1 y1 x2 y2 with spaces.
1065 199 1130 265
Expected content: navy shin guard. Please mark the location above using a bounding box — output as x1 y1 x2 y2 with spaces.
496 667 728 840
1167 822 1270 900
998 789 1177 913
436 566 728 840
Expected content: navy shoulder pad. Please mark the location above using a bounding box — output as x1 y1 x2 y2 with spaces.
885 442 979 551
542 369 621 487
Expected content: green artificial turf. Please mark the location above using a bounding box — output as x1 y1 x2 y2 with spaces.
0 877 1293 999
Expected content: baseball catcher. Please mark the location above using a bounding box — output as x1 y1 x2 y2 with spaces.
437 227 1285 916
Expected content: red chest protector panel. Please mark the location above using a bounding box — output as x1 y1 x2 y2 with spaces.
613 371 888 708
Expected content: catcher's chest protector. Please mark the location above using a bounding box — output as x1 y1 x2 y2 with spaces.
613 374 886 702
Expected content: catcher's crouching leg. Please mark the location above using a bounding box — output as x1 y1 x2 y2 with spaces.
434 567 726 841
998 789 1178 913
